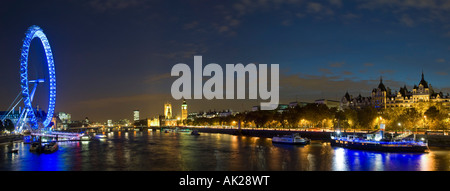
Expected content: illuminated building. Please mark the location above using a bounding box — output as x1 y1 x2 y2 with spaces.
117 119 130 126
160 102 178 126
58 112 71 124
133 110 139 121
57 112 71 129
51 116 57 130
148 117 160 127
341 72 450 110
164 119 178 126
107 119 113 127
371 77 388 109
181 99 188 121
164 103 172 119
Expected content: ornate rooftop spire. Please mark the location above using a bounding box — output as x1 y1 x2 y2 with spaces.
377 76 387 91
419 70 428 88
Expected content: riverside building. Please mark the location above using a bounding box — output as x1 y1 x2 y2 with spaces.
341 72 450 110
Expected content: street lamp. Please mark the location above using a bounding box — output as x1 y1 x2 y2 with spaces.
398 122 404 134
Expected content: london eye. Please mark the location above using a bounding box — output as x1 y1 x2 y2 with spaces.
2 25 56 131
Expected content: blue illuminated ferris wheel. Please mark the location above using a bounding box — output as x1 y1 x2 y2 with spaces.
19 25 56 130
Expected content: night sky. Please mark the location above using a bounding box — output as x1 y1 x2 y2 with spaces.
0 0 449 122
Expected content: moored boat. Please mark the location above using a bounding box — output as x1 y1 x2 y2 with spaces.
95 134 107 139
30 142 58 153
80 134 92 141
176 128 191 133
330 131 428 152
272 133 310 145
191 130 200 136
42 142 58 153
30 142 42 152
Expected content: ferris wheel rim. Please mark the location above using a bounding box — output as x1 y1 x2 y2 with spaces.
19 25 56 129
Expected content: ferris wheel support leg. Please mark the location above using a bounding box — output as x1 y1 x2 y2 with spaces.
17 109 29 131
29 83 39 102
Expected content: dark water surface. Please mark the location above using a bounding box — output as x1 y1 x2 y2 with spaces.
2 131 450 171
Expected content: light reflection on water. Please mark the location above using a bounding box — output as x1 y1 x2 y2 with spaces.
0 131 449 171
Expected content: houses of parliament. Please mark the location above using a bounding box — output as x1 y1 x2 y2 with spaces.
341 71 450 110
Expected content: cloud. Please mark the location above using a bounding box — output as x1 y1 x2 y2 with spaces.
436 58 446 63
364 63 374 67
156 42 209 59
319 68 333 74
341 13 359 20
329 0 342 8
380 70 395 74
399 14 415 27
86 0 149 12
281 20 293 26
358 0 440 10
329 62 345 67
436 71 448 76
342 71 353 75
218 25 230 33
183 21 199 30
357 0 450 29
307 2 323 13
144 73 171 84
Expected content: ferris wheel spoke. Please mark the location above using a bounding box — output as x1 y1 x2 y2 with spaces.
29 79 45 83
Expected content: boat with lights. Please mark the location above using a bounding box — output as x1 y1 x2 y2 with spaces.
272 133 310 145
95 134 107 139
29 141 58 153
42 142 58 153
80 134 92 141
191 130 200 136
330 130 428 152
175 127 191 133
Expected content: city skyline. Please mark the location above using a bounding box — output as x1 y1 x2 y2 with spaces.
1 0 449 122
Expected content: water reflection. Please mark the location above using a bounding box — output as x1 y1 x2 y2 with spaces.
1 132 450 171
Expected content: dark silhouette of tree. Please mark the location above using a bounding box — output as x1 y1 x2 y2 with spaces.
425 106 446 130
356 107 378 130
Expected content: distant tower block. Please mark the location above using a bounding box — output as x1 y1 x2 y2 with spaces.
181 99 188 121
133 110 139 121
164 103 172 119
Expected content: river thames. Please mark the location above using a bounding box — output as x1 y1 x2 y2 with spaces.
2 130 450 171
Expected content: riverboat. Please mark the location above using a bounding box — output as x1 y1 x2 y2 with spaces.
42 142 58 153
95 134 107 139
330 131 428 152
30 142 58 153
80 134 92 141
191 130 200 136
272 133 310 145
30 142 41 152
175 128 191 133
